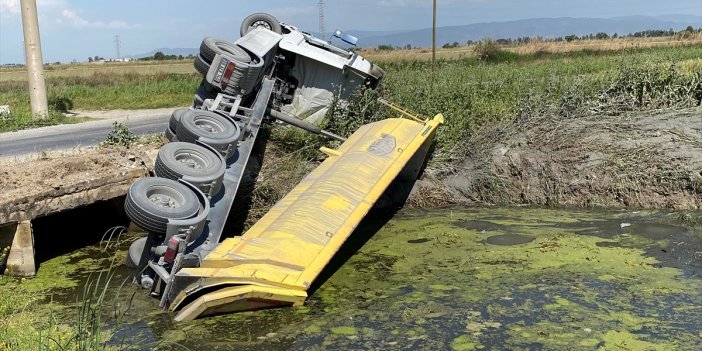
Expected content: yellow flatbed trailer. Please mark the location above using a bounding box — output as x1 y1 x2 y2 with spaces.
168 114 444 321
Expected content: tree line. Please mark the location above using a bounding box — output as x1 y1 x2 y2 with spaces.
376 26 702 51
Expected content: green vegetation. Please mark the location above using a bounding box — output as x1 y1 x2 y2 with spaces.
0 230 134 351
23 208 694 350
0 72 199 132
101 122 138 148
280 45 702 166
1 44 700 138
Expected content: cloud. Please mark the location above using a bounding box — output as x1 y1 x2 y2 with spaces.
0 0 18 14
1 0 138 28
1 0 65 15
61 9 139 29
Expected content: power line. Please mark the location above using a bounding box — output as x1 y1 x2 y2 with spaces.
318 0 325 38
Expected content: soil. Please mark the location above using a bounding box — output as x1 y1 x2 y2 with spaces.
0 146 158 208
436 107 702 209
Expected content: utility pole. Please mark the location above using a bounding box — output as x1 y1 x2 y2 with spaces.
318 0 326 38
114 35 122 60
20 0 48 118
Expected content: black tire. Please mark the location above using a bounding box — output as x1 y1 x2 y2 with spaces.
155 142 224 182
125 178 200 234
169 108 188 132
240 13 282 37
199 37 252 64
125 237 147 268
176 110 241 156
164 126 178 142
194 54 211 76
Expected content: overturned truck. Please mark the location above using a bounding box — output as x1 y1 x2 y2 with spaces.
124 13 442 321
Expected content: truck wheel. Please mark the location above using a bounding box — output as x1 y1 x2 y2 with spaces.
176 110 241 157
240 13 282 37
193 54 211 76
199 37 252 64
125 178 200 234
169 108 188 132
164 126 178 142
155 142 225 194
125 237 147 268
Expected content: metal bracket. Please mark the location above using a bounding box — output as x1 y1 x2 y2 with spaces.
377 98 426 123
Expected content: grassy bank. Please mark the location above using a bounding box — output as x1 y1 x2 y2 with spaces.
258 44 702 212
300 45 702 161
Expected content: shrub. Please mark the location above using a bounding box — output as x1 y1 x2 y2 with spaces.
474 39 518 62
101 121 137 147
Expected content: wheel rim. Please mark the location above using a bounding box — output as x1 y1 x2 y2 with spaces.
175 151 208 170
194 117 225 134
251 20 272 30
146 186 185 209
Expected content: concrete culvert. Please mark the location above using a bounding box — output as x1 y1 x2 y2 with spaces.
125 178 200 234
155 142 225 196
176 110 241 158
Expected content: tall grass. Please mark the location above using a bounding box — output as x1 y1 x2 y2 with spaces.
373 45 702 152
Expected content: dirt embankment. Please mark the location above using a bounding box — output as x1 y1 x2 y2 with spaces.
430 108 702 210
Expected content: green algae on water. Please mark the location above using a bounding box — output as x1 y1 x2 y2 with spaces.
4 207 702 350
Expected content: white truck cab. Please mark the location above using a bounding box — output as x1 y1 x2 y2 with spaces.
195 13 384 124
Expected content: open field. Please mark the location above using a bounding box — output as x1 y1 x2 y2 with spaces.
0 59 195 81
360 34 702 62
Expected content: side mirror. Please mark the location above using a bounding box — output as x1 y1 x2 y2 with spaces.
333 29 358 46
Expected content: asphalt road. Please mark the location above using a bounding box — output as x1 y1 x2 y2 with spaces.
0 113 170 158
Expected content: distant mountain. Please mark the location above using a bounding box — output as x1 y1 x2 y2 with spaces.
125 48 198 59
126 15 701 57
354 15 702 48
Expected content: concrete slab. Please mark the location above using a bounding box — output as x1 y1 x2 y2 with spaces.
5 221 35 277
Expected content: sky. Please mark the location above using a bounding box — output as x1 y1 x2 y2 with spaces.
0 0 701 64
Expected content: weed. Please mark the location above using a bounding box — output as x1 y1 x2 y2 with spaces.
101 122 137 148
678 213 700 226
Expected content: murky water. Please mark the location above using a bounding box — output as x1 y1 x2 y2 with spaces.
4 207 702 350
